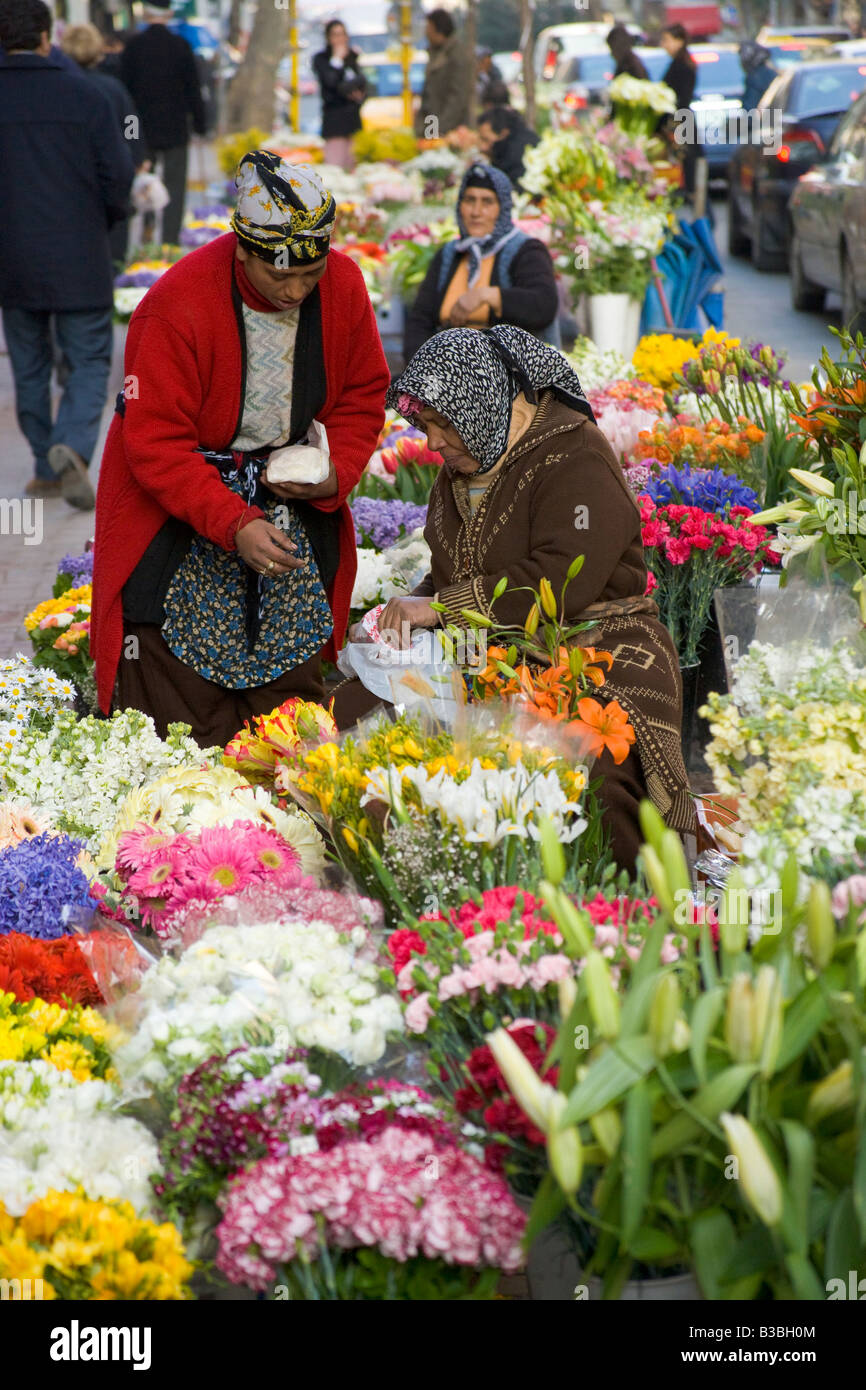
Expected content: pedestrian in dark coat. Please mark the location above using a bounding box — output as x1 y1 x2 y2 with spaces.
415 7 471 139
0 0 134 507
607 24 649 80
120 0 205 244
739 40 777 109
477 106 540 191
61 23 143 266
312 19 366 171
660 24 699 193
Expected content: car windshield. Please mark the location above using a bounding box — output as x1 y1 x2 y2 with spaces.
693 50 744 92
791 63 866 113
364 61 426 96
767 41 831 68
574 53 615 82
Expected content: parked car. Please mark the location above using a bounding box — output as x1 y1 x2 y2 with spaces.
763 36 838 70
788 89 866 329
534 21 640 81
727 57 866 270
492 50 524 86
550 47 644 127
756 24 853 46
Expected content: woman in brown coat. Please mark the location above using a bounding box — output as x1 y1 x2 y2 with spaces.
333 325 694 870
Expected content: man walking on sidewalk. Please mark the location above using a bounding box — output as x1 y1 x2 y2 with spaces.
0 0 134 509
121 0 205 246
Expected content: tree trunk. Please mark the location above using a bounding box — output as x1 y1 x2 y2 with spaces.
225 0 286 134
521 0 536 131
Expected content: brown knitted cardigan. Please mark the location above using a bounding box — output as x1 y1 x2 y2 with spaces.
414 391 696 835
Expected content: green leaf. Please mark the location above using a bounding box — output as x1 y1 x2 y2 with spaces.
854 1120 866 1245
719 1223 776 1281
784 1253 826 1302
689 987 725 1086
778 1121 814 1258
621 1083 651 1248
619 969 665 1038
650 1063 758 1159
698 922 719 990
522 1172 568 1250
824 1189 861 1283
775 970 842 1069
628 1227 680 1262
690 1208 738 1300
562 1036 658 1126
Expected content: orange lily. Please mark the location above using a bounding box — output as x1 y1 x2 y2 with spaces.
570 698 636 764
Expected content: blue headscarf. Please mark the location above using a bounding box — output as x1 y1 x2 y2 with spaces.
441 163 526 290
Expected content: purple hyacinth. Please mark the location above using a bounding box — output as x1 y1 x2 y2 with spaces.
351 497 428 550
0 834 97 940
57 552 94 587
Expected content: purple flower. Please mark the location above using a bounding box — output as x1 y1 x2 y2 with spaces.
0 834 97 940
57 552 93 587
645 464 760 513
351 497 427 551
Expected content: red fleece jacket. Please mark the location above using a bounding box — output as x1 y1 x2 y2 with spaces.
92 234 388 714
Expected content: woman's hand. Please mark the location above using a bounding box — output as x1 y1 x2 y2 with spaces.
378 596 440 650
263 459 339 501
448 287 492 327
235 518 304 575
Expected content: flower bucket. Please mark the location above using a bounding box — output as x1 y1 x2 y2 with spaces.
589 293 641 360
526 1223 582 1301
586 1272 701 1301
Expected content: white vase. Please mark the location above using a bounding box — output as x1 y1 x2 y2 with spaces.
588 293 642 360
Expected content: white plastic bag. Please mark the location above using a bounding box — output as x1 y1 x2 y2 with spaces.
266 419 331 485
131 171 170 214
337 605 461 723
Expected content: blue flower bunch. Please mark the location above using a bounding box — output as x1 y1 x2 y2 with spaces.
56 552 93 588
644 464 761 513
0 833 96 939
351 497 428 552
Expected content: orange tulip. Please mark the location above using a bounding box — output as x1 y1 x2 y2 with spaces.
570 698 636 764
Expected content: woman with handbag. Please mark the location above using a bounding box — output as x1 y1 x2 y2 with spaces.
312 20 367 171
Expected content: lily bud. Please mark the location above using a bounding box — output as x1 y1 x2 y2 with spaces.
538 815 566 887
582 950 621 1041
547 1094 583 1195
538 881 594 956
719 868 749 954
639 799 667 853
539 577 558 619
589 1106 622 1157
524 602 540 636
486 1027 558 1133
725 974 756 1064
789 467 836 498
720 1113 783 1227
640 845 675 920
752 966 783 1079
649 974 681 1059
806 881 835 970
557 974 577 1018
806 1060 854 1125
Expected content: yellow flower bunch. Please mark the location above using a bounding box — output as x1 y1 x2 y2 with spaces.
632 329 740 390
0 1190 193 1300
23 586 92 633
0 992 117 1082
216 127 269 176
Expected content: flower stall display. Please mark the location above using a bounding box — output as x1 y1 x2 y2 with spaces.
24 585 94 711
111 892 403 1094
223 698 337 784
113 256 181 322
0 934 104 1007
628 416 767 498
0 991 116 1081
359 418 444 503
351 496 427 551
585 379 668 461
0 834 98 940
403 147 464 200
214 1124 525 1298
0 1191 193 1300
0 1060 160 1217
384 220 457 307
489 808 866 1300
609 73 677 135
0 656 75 758
281 711 605 920
643 463 761 513
180 206 233 249
351 128 419 169
97 761 325 879
566 337 635 393
637 493 778 667
54 550 94 592
0 710 208 853
632 328 734 390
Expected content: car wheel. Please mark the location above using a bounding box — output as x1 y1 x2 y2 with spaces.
841 250 866 336
727 181 749 257
790 235 825 312
751 203 787 273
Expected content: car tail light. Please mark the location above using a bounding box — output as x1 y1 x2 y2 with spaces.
776 129 825 162
564 90 589 108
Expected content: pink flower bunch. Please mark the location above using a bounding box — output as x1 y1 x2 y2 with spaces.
831 874 866 922
115 820 310 938
403 931 573 1035
582 891 682 975
636 494 774 569
215 1126 526 1289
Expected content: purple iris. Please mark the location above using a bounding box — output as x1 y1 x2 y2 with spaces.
645 464 760 513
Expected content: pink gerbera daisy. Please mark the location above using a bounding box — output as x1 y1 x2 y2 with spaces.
185 825 258 895
241 825 300 877
116 825 174 874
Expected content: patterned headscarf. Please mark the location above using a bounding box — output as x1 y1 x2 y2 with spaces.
455 163 521 288
387 325 594 474
231 151 336 265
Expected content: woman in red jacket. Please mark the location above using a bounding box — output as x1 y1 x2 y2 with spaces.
92 151 389 748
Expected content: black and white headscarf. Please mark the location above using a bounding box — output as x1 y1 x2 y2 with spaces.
454 163 521 288
387 325 594 474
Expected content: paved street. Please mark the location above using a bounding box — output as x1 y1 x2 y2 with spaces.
0 190 844 660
